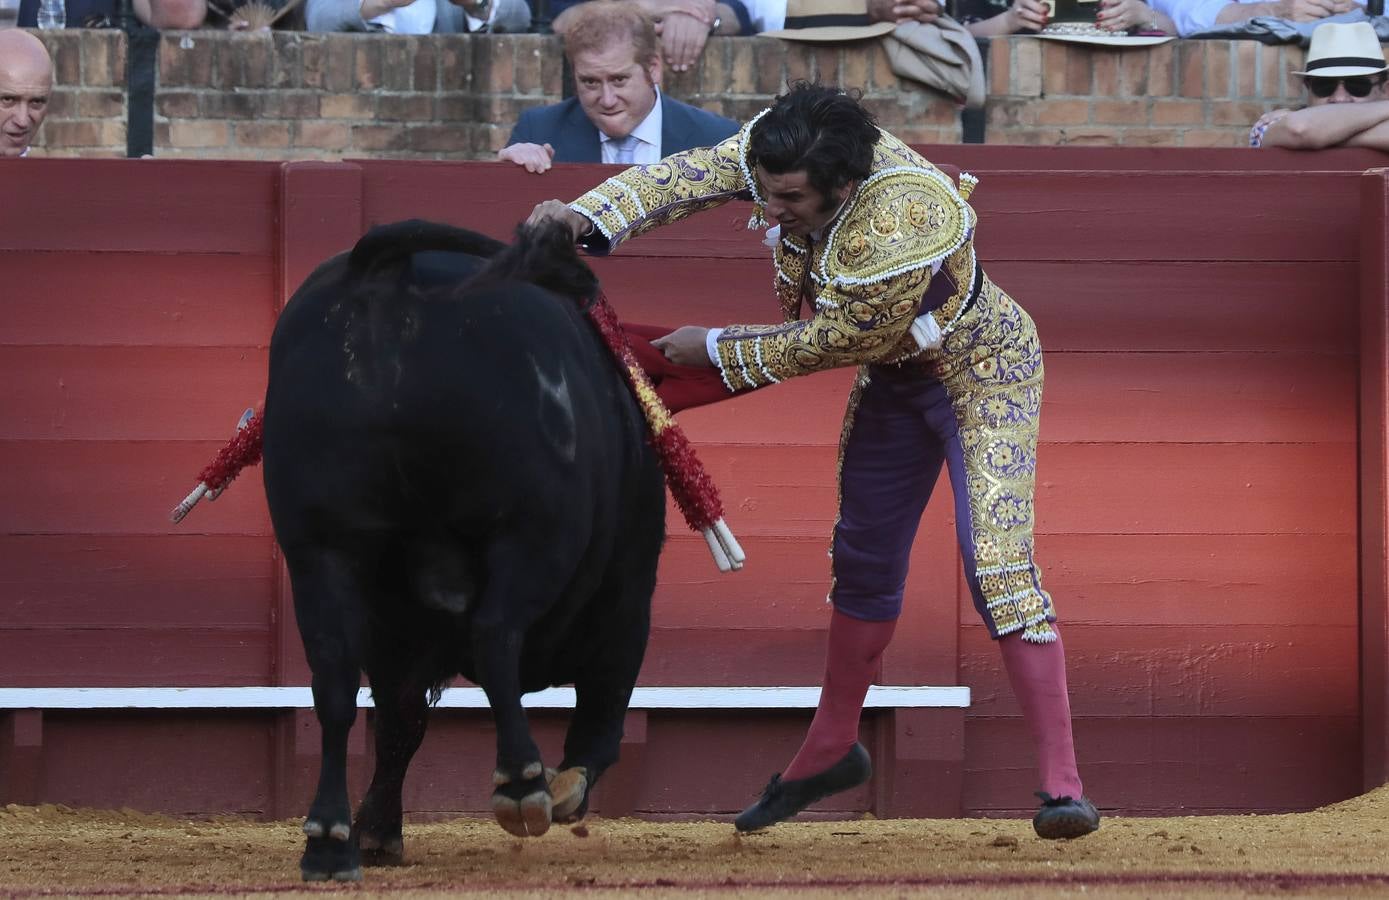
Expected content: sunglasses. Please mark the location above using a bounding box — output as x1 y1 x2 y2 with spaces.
1305 75 1385 99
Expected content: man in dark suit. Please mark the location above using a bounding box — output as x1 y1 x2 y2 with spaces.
499 0 738 173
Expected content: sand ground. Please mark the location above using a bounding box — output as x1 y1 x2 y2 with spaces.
2 786 1387 898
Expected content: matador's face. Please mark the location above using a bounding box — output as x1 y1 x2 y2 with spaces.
756 166 856 239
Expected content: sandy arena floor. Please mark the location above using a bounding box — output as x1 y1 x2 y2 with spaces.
2 787 1387 898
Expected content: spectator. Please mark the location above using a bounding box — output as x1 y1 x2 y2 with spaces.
1251 21 1389 149
757 0 927 38
305 0 529 32
0 30 51 159
552 0 751 72
17 0 206 28
964 0 1174 34
961 0 1177 34
756 0 988 105
1150 0 1357 38
499 0 738 173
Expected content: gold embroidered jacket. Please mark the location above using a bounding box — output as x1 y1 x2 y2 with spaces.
569 113 983 393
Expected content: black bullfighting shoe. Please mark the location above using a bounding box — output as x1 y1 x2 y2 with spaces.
1032 791 1101 839
734 743 872 833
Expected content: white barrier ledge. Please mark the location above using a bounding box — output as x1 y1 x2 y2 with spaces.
0 685 969 710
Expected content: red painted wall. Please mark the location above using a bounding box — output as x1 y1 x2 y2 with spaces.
1 149 1384 820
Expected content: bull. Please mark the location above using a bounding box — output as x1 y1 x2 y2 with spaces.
261 220 666 881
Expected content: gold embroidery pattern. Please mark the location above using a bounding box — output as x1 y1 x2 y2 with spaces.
570 137 747 250
942 278 1056 643
569 123 977 397
714 258 921 390
922 240 980 350
721 165 969 389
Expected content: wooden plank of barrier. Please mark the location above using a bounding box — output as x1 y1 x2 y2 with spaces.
278 162 364 309
0 711 43 806
0 160 277 255
971 171 1363 264
919 144 1389 174
354 161 1369 265
1360 168 1389 791
271 162 368 818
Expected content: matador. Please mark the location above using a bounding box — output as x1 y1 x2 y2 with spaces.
529 83 1101 839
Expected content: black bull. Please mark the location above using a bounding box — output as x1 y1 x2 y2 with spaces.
261 220 666 881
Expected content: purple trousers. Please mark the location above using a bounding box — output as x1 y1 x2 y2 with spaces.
829 362 1050 635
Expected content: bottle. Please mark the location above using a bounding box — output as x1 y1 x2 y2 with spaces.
36 0 64 28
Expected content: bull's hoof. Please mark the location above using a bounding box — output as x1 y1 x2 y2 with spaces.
548 767 590 822
491 789 553 837
358 832 405 867
300 817 362 882
301 865 364 883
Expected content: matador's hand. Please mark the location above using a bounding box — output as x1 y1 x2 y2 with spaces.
525 200 593 241
651 325 713 368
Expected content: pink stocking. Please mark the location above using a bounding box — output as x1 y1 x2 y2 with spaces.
782 609 896 781
997 625 1084 799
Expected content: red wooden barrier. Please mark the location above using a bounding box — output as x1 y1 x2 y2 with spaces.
1360 167 1389 792
0 149 1384 821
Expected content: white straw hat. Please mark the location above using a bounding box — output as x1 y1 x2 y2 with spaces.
1294 21 1389 78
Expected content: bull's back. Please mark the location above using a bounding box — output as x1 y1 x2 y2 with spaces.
261 257 650 546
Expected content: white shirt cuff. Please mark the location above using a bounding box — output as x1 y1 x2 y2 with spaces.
705 327 723 366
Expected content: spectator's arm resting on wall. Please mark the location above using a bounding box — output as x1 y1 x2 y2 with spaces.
965 0 1049 36
1257 100 1389 149
1097 0 1174 32
868 0 941 24
655 10 712 70
499 142 557 173
635 0 717 25
1344 120 1389 150
306 0 409 30
499 110 557 173
716 0 752 32
451 0 532 32
1213 0 1352 25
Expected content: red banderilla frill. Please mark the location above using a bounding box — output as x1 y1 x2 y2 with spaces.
169 408 262 524
587 292 744 572
169 298 744 572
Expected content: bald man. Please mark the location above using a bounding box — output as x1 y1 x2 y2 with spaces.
0 31 53 159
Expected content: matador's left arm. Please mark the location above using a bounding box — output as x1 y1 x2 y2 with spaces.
568 134 751 254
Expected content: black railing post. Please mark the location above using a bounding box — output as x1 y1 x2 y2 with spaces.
530 0 551 32
120 0 157 158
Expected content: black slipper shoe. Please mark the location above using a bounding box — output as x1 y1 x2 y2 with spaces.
734 743 872 833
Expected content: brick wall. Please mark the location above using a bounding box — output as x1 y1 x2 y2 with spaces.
986 37 1305 145
29 29 1305 159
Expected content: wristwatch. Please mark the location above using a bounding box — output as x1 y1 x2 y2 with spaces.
708 14 720 32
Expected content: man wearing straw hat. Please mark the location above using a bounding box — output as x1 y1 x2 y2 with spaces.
1251 21 1389 149
526 82 1101 840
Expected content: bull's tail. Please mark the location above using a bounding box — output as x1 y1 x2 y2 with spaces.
464 221 600 312
347 219 508 277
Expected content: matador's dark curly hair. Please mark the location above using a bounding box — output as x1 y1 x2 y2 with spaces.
748 82 881 209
